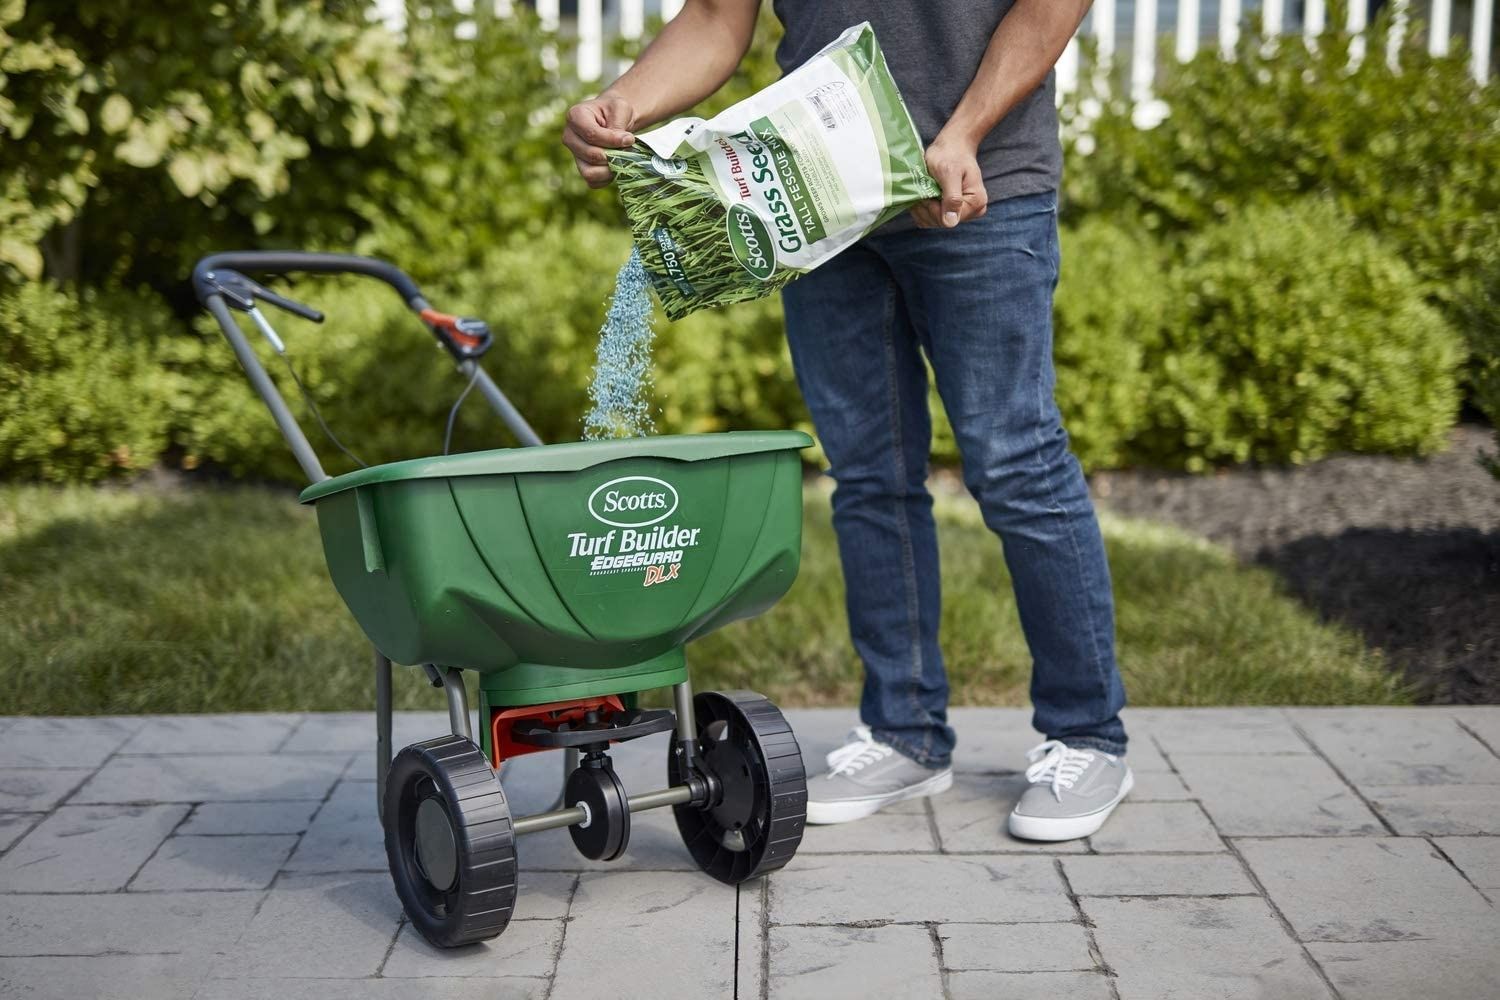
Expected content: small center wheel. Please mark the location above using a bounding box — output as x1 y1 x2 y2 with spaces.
414 797 458 891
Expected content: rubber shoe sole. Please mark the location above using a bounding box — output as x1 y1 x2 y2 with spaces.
805 767 954 825
1007 769 1134 842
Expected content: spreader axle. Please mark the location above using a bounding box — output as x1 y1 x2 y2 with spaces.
511 783 693 836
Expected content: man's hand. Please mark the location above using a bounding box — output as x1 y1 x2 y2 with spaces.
912 132 988 229
562 94 637 189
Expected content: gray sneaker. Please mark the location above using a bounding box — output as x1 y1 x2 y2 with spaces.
1008 739 1133 842
806 725 954 824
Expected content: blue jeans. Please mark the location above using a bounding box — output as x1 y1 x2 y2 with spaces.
781 191 1127 767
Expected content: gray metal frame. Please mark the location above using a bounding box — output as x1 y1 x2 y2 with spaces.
198 258 699 837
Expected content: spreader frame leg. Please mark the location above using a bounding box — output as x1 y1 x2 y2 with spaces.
441 667 473 740
375 648 393 821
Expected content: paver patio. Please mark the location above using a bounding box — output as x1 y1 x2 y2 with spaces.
1 706 1497 999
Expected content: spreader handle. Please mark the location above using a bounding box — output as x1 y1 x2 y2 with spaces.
192 252 428 311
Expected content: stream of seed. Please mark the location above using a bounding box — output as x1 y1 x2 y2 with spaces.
583 248 657 440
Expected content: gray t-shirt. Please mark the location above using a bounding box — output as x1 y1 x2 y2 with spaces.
771 1 1062 207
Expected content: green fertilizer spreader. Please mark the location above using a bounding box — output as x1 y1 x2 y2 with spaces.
194 252 809 948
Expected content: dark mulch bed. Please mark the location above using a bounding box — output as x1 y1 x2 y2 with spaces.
1091 425 1500 704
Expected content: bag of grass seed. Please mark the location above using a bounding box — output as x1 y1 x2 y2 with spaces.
608 22 939 320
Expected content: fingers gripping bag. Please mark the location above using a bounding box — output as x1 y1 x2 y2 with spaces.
608 21 940 319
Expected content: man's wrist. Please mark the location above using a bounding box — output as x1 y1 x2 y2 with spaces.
936 111 989 152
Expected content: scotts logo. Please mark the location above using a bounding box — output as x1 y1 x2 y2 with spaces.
587 476 680 528
726 204 776 282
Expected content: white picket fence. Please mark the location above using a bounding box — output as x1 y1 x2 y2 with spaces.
379 0 1494 93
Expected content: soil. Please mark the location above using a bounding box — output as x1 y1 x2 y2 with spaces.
1089 425 1500 704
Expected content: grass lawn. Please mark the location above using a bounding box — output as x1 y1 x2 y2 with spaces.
0 479 1407 716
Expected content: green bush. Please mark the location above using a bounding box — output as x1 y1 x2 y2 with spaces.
1144 200 1463 468
0 281 186 481
1053 219 1169 469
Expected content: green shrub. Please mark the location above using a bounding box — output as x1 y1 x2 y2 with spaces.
1053 219 1169 469
1143 200 1463 468
1063 12 1500 382
0 281 185 481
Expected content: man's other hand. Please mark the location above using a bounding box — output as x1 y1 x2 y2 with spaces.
912 133 988 229
563 94 638 188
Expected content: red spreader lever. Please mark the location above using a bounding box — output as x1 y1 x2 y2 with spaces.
420 308 493 361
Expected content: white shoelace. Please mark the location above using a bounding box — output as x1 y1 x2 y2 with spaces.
1024 739 1112 801
826 726 897 777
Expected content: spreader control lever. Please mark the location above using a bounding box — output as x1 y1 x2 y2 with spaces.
201 269 325 323
419 308 493 362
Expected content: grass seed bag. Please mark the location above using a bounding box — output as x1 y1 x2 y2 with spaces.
608 22 940 319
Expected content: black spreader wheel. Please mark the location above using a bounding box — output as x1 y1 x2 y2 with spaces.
669 690 807 884
385 735 518 948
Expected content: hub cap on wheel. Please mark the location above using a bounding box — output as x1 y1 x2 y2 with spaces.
414 797 458 891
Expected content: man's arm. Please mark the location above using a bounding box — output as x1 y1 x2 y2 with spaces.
563 0 761 188
915 0 1092 228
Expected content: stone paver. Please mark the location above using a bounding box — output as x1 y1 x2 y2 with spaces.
1171 752 1385 836
1 707 1497 999
74 753 349 804
1061 854 1255 896
131 834 297 890
1363 783 1500 835
179 800 320 836
211 873 401 979
947 970 1114 1000
767 924 941 1000
772 854 1071 924
1434 836 1500 892
1086 801 1224 853
1235 836 1498 942
116 714 304 755
550 871 736 1000
0 768 91 811
1307 940 1500 1000
0 804 188 892
1085 896 1332 999
1288 707 1500 786
937 921 1095 972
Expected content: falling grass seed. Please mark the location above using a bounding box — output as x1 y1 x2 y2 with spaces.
583 247 657 440
607 21 940 320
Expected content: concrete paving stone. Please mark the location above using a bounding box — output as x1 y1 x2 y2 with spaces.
799 804 937 853
0 717 141 768
512 870 577 920
1085 896 1331 1000
944 707 1044 774
1062 854 1255 897
282 779 385 873
1308 938 1500 1000
549 870 737 1000
200 978 541 1000
1364 783 1500 835
1236 836 1498 942
118 714 303 755
1433 836 1500 890
0 812 41 853
0 954 210 1000
767 924 942 1000
276 711 451 753
0 768 90 811
131 834 297 891
1125 708 1310 755
1171 753 1385 836
930 773 1090 853
178 800 320 835
382 917 562 978
772 854 1072 924
1087 802 1224 854
74 752 350 804
1287 707 1500 786
1451 706 1500 756
938 921 1095 972
211 872 401 979
0 804 188 892
1127 769 1192 800
948 970 1115 1000
0 891 260 956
